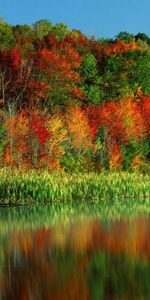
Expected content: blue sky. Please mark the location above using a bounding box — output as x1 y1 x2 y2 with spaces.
1 0 150 38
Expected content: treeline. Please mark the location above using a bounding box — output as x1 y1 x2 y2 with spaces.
0 19 150 171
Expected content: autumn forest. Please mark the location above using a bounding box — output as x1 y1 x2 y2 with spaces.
0 19 149 173
1 16 150 300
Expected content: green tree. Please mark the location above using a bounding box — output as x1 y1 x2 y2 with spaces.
116 31 135 43
33 19 52 39
0 20 15 50
51 23 69 41
80 53 101 104
135 32 150 45
100 49 150 100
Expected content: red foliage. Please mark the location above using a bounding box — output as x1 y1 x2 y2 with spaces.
31 112 50 145
85 98 147 145
85 105 103 139
34 47 83 102
58 30 89 52
105 40 137 56
101 101 124 140
0 48 21 71
0 48 48 108
72 86 85 100
34 48 82 79
141 96 150 131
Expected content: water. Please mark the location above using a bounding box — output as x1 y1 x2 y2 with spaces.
0 204 150 299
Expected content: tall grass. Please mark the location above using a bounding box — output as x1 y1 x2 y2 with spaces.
0 168 150 204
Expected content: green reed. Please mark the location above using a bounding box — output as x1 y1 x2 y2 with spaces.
0 168 149 204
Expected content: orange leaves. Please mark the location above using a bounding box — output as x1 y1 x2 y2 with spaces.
59 30 89 52
1 96 149 171
101 101 124 140
3 145 15 166
72 86 85 100
26 80 48 103
35 49 60 71
30 110 68 170
108 142 124 170
118 98 147 142
65 47 83 67
105 40 138 56
35 47 82 83
2 109 68 170
85 97 149 170
3 109 31 168
130 154 144 170
34 47 83 106
66 106 93 154
87 98 147 143
141 96 150 131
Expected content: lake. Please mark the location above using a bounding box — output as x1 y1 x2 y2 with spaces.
0 203 150 299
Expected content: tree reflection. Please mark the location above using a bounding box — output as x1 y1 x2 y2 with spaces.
0 217 150 299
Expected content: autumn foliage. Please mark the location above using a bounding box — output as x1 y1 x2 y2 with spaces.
0 19 149 171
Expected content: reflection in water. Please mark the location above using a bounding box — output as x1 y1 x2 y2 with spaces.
0 213 150 299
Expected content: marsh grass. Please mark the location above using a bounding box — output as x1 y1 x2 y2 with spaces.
0 168 149 204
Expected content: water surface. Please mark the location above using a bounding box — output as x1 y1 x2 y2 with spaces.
0 203 150 299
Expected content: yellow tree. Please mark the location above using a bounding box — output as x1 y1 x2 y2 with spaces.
65 106 93 156
46 114 68 170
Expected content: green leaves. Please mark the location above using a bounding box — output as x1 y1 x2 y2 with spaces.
33 19 52 39
80 54 101 104
0 21 15 50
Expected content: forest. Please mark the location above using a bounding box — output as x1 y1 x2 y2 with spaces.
0 19 150 173
1 15 150 300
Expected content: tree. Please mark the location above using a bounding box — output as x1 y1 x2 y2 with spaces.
46 114 68 170
65 106 93 155
12 24 35 52
51 23 69 41
0 48 48 114
135 32 150 45
0 20 15 50
115 31 135 43
80 54 101 104
99 46 150 100
33 19 52 39
34 47 83 110
58 29 89 55
3 109 31 168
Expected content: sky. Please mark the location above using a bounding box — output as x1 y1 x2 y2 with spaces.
1 0 150 39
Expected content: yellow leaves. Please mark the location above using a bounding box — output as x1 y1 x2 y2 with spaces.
131 155 144 170
15 111 29 134
66 106 93 153
119 97 147 142
46 115 68 169
48 116 64 134
137 86 143 98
